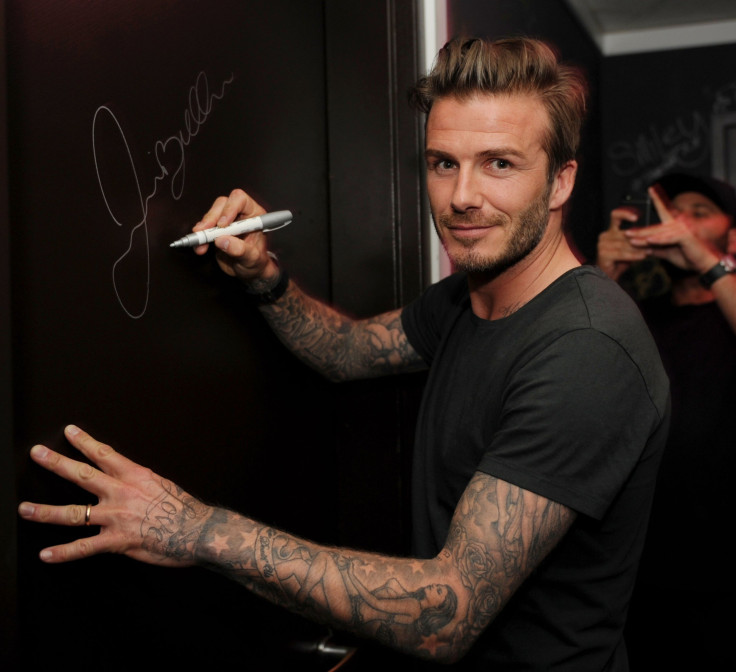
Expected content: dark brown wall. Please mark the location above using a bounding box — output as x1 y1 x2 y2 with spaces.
2 1 425 670
324 1 428 559
0 0 18 666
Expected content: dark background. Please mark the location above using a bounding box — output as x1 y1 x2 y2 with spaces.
601 42 736 216
2 1 735 670
2 1 426 670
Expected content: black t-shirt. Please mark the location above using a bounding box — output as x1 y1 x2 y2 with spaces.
624 297 736 669
401 267 670 671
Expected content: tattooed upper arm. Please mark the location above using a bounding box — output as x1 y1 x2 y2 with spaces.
262 282 426 382
443 471 576 652
347 308 426 380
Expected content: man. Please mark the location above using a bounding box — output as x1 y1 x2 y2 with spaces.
19 37 669 670
596 173 736 669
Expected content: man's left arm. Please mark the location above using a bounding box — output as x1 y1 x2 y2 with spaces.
18 425 575 665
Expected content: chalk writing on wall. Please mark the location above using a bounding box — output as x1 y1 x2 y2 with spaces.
92 71 234 319
606 111 710 193
713 80 736 115
605 78 736 197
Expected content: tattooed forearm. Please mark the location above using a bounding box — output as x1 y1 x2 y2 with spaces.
189 508 468 662
258 282 425 381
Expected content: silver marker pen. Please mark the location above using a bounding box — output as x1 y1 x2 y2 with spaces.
170 210 293 248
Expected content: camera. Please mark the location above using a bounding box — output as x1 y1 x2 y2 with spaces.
618 193 659 229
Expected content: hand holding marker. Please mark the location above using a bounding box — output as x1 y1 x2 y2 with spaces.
170 210 292 248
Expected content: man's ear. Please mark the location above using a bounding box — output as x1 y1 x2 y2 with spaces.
549 160 577 211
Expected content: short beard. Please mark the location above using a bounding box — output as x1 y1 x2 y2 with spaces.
436 184 552 279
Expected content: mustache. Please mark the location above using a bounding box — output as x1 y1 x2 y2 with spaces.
437 211 506 227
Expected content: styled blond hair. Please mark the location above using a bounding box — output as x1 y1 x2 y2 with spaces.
410 37 588 180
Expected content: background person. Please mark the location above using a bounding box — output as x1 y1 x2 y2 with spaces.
596 172 736 669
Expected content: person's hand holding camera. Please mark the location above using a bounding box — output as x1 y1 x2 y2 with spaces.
595 205 650 281
623 186 722 274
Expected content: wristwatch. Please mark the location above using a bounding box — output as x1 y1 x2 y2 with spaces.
699 254 736 288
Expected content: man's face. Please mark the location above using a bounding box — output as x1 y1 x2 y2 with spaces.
424 93 557 276
670 191 732 250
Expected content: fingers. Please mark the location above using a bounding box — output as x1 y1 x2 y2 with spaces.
63 424 138 481
26 441 110 501
36 536 107 563
194 195 228 232
648 185 673 223
192 189 268 257
598 228 649 258
194 189 267 232
597 222 650 280
213 231 264 262
19 501 93 528
25 426 139 497
606 244 649 261
17 500 107 563
212 230 277 283
17 427 121 563
37 535 107 563
610 206 640 230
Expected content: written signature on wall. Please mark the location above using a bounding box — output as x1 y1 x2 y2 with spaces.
92 70 235 319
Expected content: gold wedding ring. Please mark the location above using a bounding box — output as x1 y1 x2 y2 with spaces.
84 503 92 526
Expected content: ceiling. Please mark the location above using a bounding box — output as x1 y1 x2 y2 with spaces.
563 0 736 55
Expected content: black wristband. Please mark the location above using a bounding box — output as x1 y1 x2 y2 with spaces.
699 255 736 288
243 267 290 305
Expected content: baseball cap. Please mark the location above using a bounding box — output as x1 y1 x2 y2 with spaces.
654 173 736 221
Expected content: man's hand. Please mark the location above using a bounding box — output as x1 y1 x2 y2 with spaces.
595 206 650 281
622 185 722 274
18 425 213 566
192 188 279 283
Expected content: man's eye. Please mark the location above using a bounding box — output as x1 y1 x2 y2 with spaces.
429 159 455 172
490 159 511 170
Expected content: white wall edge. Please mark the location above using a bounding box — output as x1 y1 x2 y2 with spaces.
420 0 451 284
602 20 736 56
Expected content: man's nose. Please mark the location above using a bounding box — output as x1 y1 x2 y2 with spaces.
451 168 483 212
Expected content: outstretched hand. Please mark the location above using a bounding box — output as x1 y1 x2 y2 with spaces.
18 425 212 566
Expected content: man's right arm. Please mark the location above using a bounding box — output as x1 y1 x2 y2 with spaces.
257 279 426 381
193 189 426 382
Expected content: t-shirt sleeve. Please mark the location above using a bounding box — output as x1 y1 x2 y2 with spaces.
401 273 468 365
477 328 664 519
